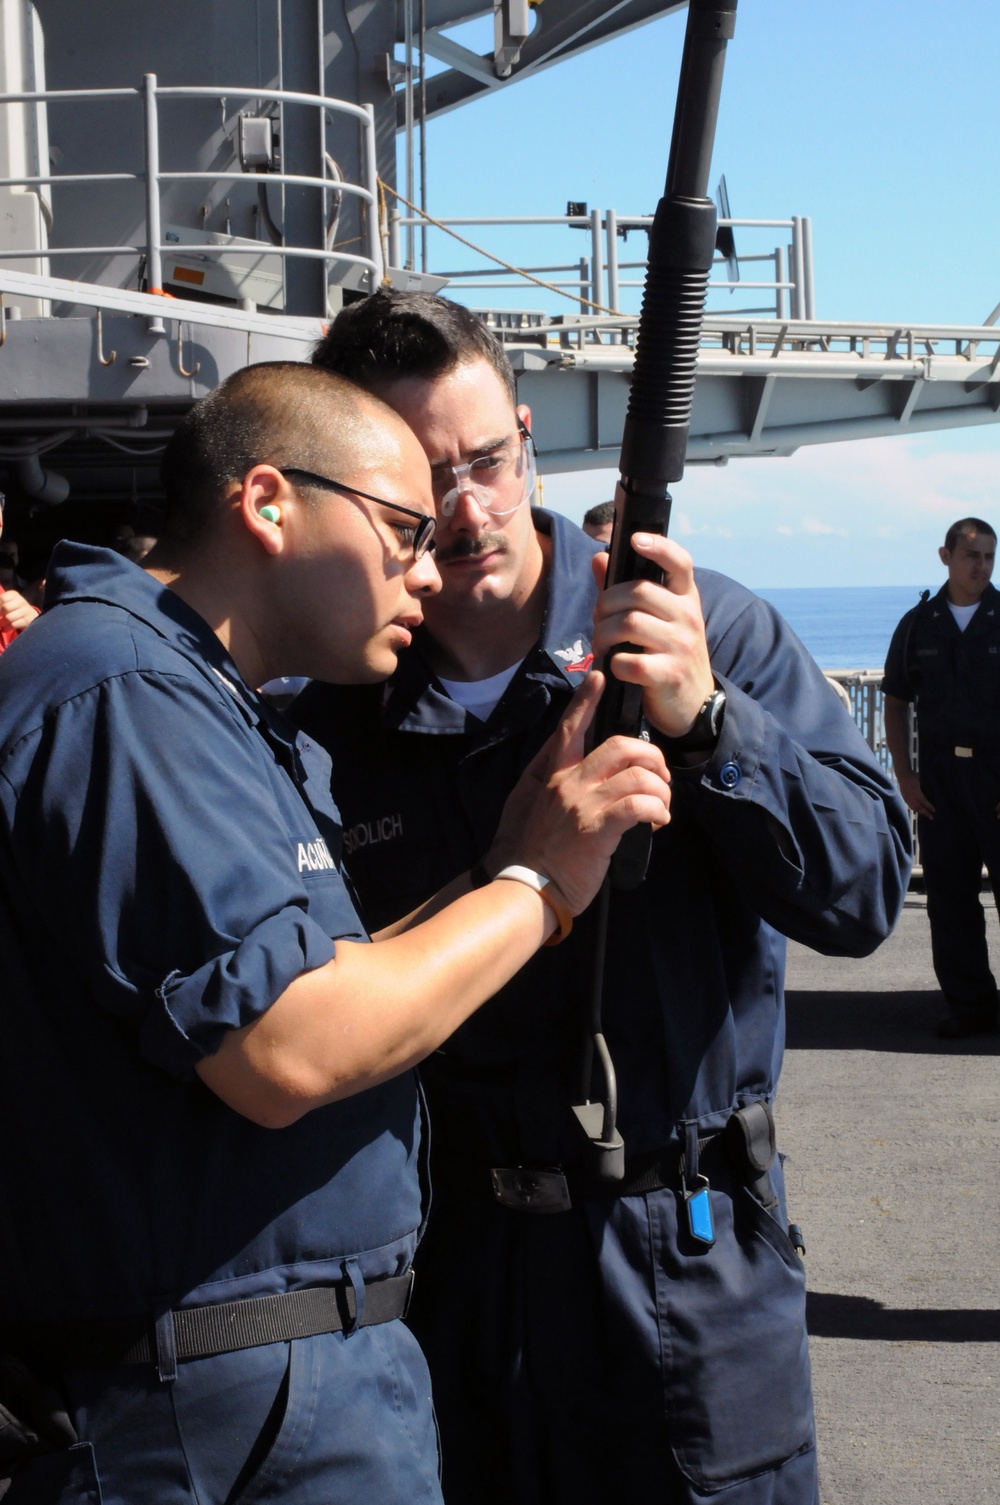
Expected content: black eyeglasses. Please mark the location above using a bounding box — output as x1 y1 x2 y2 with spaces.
278 467 436 560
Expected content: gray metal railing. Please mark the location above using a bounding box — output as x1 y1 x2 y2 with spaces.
0 75 383 305
0 87 819 328
826 668 922 873
827 670 889 772
392 209 815 319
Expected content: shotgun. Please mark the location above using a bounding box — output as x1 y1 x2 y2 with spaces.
573 0 739 1178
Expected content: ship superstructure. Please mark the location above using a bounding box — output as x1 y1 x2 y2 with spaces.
0 0 998 557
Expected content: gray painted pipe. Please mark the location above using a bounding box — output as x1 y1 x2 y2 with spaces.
16 453 70 505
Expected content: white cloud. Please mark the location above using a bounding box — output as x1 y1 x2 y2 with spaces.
800 516 848 537
538 426 1000 586
674 511 733 539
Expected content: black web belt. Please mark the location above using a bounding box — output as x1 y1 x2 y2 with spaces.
429 1134 725 1214
0 1273 414 1372
486 1134 725 1213
440 1102 779 1214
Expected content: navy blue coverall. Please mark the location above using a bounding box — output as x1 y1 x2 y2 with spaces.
883 581 1000 1024
293 511 911 1505
0 545 440 1505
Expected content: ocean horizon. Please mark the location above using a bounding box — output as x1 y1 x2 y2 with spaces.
752 584 928 671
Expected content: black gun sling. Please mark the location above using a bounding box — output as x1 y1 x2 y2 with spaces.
0 1273 414 1372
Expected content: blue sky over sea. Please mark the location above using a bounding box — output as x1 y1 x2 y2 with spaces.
407 1 1000 588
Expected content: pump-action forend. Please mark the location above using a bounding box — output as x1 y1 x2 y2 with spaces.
597 1 739 858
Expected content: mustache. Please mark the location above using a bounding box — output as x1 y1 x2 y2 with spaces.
436 532 508 564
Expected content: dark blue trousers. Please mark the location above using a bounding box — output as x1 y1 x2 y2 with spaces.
7 1325 441 1505
408 1157 818 1505
918 747 1000 1019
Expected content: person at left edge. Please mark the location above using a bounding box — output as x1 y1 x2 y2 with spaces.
0 493 40 653
0 361 672 1505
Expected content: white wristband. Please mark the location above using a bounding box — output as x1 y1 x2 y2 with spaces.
493 865 573 945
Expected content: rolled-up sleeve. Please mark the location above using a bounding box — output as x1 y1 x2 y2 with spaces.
1 667 359 1075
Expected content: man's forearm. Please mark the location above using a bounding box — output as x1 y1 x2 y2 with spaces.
197 878 556 1127
371 868 475 939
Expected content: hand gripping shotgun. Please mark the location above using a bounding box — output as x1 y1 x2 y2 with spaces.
571 0 739 1182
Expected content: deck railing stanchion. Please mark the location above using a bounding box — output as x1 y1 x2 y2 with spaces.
802 215 815 319
606 208 620 325
142 73 165 333
388 209 401 274
590 206 604 317
362 104 383 290
775 244 787 319
791 215 806 320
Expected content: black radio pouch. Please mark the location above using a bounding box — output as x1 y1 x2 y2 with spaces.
725 1101 778 1209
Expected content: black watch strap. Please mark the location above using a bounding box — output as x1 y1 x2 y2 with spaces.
662 687 727 754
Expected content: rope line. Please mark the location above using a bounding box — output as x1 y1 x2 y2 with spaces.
377 180 392 285
377 179 623 318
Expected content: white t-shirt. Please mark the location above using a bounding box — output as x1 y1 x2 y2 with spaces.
439 661 523 721
947 601 980 632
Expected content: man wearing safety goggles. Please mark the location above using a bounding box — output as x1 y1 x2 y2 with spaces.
378 349 545 694
296 292 909 1505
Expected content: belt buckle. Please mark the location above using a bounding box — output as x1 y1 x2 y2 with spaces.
490 1166 572 1213
955 746 974 758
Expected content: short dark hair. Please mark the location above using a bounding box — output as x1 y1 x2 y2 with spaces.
312 289 517 405
583 501 615 528
160 362 389 543
944 516 997 552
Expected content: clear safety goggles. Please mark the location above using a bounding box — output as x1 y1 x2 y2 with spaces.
435 424 536 521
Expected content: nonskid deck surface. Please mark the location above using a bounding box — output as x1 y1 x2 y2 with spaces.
780 896 1000 1503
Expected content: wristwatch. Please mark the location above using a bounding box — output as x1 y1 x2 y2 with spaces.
662 687 727 755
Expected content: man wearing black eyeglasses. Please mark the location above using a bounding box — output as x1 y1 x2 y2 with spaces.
0 361 671 1504
299 293 911 1505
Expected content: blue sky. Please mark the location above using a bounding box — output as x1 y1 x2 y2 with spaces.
399 0 1000 589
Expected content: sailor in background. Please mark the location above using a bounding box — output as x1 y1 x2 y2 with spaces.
581 500 615 544
297 291 912 1505
884 517 1000 1039
0 361 669 1504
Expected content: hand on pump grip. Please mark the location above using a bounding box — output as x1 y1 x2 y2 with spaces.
591 533 715 740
